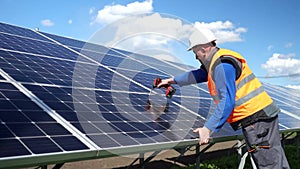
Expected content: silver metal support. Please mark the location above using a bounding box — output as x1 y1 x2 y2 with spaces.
127 158 139 169
238 151 248 169
237 140 257 169
237 140 247 169
237 140 242 164
195 145 200 169
127 151 161 169
200 143 214 153
139 153 145 169
249 154 257 169
143 151 161 164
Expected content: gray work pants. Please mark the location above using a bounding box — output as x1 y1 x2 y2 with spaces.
242 117 290 169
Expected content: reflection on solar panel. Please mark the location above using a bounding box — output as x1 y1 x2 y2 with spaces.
0 22 299 168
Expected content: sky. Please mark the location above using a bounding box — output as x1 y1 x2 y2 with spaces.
0 0 300 88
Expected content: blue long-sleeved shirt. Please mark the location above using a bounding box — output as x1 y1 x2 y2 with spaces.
174 63 236 132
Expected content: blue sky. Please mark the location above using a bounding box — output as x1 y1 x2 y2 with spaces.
1 0 300 87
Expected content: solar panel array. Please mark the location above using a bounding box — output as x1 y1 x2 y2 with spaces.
0 22 299 168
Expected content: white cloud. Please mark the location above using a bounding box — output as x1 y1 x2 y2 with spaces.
261 53 300 76
41 19 54 26
131 35 168 48
87 1 247 67
235 27 247 33
267 45 274 51
91 0 153 25
68 19 73 24
285 42 293 48
88 13 193 65
195 20 234 30
89 7 95 14
92 13 192 51
194 20 247 44
91 13 246 49
89 1 246 52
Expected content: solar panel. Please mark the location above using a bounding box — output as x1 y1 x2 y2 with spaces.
0 22 299 168
40 32 86 49
0 22 51 42
264 83 300 130
0 81 90 157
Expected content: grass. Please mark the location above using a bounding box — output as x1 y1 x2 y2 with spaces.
172 142 299 169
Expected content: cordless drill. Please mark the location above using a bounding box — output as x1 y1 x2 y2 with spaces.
152 77 176 98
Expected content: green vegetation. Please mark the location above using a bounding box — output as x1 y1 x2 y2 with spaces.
172 143 299 169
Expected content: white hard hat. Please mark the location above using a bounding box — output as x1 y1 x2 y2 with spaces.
187 28 216 51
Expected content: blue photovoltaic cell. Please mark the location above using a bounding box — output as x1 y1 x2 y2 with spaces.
40 32 86 49
265 84 300 116
0 50 91 86
115 51 189 75
0 123 14 138
6 123 45 137
39 32 119 57
100 54 127 67
37 33 127 60
52 136 89 151
0 139 31 158
0 82 89 158
21 138 63 154
0 23 51 42
0 33 78 60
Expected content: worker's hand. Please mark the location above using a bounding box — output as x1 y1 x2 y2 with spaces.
157 77 175 88
193 126 211 145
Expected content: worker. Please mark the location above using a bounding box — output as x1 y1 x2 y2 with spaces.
158 28 290 168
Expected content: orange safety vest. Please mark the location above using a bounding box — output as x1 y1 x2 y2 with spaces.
207 48 274 123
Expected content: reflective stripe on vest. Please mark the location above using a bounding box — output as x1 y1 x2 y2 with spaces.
207 48 274 123
236 73 255 90
235 85 265 107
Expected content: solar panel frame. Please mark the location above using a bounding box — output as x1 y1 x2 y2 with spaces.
0 24 205 168
0 22 299 169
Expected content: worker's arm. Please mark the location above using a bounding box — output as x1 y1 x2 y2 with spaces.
204 62 236 132
174 68 208 86
158 67 208 87
194 62 236 145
